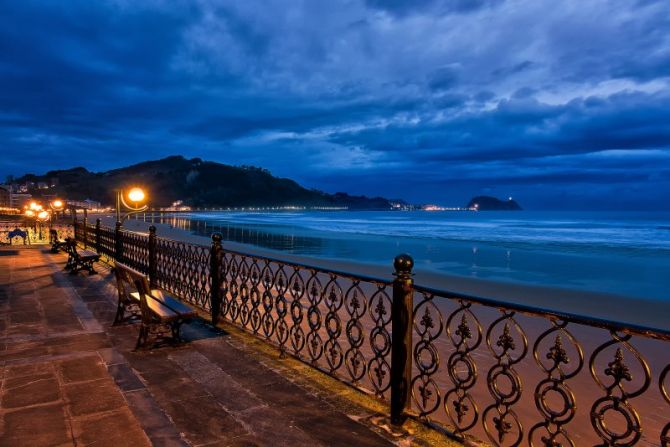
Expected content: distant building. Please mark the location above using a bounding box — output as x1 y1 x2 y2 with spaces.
0 186 10 208
37 181 49 189
10 193 32 209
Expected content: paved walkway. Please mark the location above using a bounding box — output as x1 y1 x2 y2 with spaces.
0 247 404 447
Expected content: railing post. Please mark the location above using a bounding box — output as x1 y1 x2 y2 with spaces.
148 225 157 289
82 209 88 248
391 253 414 425
72 220 77 241
115 221 123 263
210 233 223 325
72 209 78 242
95 218 101 253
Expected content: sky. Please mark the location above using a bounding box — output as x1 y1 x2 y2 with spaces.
1 0 669 209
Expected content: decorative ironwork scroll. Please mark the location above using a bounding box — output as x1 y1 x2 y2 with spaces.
529 320 583 447
589 332 650 446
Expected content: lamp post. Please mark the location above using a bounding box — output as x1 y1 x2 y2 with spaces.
49 199 64 228
28 202 43 234
23 202 50 242
50 199 64 216
36 210 50 241
116 187 148 225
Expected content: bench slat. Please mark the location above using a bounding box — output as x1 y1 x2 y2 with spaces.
146 298 179 321
76 249 100 257
152 290 197 316
130 290 197 318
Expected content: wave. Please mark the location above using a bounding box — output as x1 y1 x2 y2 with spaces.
184 212 670 253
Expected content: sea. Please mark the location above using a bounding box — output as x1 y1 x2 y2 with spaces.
154 210 670 302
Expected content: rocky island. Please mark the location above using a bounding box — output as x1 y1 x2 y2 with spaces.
467 195 522 211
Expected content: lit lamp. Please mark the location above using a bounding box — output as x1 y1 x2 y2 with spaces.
116 187 148 224
36 209 50 240
29 202 43 212
49 199 64 224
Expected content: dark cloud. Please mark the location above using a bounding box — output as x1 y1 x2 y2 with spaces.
364 0 503 17
0 0 669 210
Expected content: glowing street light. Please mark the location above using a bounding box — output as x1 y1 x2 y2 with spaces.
127 188 145 204
116 187 149 224
47 199 65 228
29 201 43 212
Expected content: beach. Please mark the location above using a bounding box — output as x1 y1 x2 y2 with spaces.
97 213 670 331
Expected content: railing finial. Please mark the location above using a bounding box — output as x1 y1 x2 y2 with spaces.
393 253 414 278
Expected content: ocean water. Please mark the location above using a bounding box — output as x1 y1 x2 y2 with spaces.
153 210 670 301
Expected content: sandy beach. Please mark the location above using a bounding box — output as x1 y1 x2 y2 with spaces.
97 214 669 332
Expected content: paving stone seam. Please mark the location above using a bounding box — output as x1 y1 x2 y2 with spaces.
203 332 403 446
2 329 103 344
1 349 107 367
165 350 302 444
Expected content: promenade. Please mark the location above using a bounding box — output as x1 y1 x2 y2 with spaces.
0 246 450 447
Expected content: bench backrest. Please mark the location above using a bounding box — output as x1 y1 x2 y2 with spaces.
114 262 153 324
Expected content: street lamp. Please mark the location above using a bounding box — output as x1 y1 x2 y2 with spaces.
116 187 148 224
29 202 43 212
36 210 50 240
49 199 64 224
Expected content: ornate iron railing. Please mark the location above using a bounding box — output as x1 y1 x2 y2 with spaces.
73 220 670 446
215 245 394 396
155 236 211 310
410 285 670 446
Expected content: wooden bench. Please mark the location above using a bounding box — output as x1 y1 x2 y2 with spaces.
113 262 196 349
50 229 67 253
63 238 100 275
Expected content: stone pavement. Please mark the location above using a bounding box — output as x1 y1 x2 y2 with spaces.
0 247 418 447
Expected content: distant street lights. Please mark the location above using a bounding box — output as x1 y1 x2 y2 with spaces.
116 187 148 224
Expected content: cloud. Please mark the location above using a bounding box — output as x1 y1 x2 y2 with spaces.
0 0 669 209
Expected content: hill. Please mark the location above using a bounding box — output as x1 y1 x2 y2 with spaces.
13 156 393 209
467 196 522 211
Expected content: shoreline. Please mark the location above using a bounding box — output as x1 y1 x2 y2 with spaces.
97 214 670 332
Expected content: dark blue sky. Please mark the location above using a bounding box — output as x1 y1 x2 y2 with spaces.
1 1 669 209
